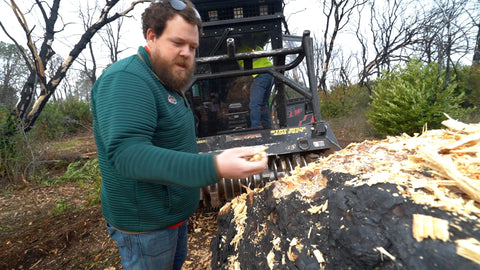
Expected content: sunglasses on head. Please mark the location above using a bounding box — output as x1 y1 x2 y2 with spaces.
159 0 201 20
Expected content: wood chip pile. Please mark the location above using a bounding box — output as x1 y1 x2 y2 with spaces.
210 117 480 270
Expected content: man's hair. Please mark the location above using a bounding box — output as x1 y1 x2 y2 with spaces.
142 0 202 39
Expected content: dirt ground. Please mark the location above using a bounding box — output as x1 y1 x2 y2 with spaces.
0 131 355 270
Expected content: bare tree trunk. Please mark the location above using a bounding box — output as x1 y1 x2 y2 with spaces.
473 23 480 66
1 0 150 133
318 0 367 93
15 73 37 121
102 18 126 64
467 22 480 104
357 0 420 88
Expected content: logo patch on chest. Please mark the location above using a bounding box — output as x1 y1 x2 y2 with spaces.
168 94 178 105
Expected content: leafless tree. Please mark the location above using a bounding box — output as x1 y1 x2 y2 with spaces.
76 0 102 89
460 0 480 107
45 54 66 101
318 0 368 94
76 1 127 90
102 17 127 64
462 0 480 67
0 0 151 134
356 0 420 90
417 0 472 86
474 23 480 66
335 52 355 86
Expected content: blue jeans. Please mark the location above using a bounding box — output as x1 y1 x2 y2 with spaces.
249 73 274 128
107 222 188 270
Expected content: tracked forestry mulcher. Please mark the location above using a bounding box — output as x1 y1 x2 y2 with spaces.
187 0 341 208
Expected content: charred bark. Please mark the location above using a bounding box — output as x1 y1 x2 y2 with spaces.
211 122 480 269
3 0 150 133
473 23 480 66
211 170 480 270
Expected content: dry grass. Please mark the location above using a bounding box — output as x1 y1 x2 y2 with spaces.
326 112 378 146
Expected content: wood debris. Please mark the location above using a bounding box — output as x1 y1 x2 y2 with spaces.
374 246 396 262
412 214 449 242
455 238 480 265
212 116 480 269
442 113 480 134
248 146 268 161
312 249 325 266
303 116 480 218
229 193 249 250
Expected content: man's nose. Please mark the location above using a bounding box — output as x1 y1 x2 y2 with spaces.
179 45 195 58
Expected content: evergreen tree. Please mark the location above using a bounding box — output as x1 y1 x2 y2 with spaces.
367 59 472 136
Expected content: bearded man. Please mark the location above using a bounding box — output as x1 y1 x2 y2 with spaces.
90 1 267 269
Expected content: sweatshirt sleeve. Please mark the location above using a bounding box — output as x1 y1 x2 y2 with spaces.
92 67 218 188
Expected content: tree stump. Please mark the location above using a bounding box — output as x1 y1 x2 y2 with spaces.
211 118 480 269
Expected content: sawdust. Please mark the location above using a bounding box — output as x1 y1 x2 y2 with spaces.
214 117 480 269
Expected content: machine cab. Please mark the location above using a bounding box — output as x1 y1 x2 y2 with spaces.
190 0 290 137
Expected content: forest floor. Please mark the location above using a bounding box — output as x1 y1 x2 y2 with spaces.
0 126 361 270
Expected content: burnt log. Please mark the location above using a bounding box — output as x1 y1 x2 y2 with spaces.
211 117 480 269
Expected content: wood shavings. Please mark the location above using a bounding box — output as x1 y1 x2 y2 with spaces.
272 164 327 198
313 249 325 266
375 246 396 261
304 118 480 218
287 246 298 262
416 147 480 204
412 214 449 242
229 193 248 250
289 237 298 246
218 202 231 216
308 200 328 214
442 113 480 134
267 249 276 270
439 132 480 154
216 117 480 269
455 238 480 265
248 146 268 161
271 236 281 248
227 255 240 270
266 236 282 269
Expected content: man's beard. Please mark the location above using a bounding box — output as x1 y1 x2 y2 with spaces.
155 56 195 93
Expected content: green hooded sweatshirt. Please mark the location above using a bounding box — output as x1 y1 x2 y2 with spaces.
91 46 218 232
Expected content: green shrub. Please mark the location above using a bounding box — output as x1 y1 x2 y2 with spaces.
54 197 77 214
0 108 33 185
0 98 93 185
0 106 10 125
366 59 473 136
457 64 480 110
320 84 370 118
50 159 98 183
32 98 92 140
42 158 101 207
66 158 101 207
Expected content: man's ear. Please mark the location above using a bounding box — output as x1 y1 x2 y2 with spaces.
146 28 156 44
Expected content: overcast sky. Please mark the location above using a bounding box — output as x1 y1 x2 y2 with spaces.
0 0 327 61
107 0 329 60
0 0 475 78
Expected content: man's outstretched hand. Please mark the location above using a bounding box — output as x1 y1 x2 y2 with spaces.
215 147 268 179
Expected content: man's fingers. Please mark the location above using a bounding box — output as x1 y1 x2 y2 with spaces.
215 147 268 179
